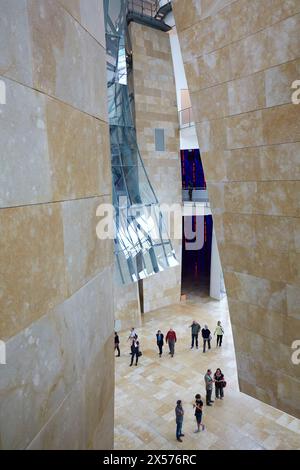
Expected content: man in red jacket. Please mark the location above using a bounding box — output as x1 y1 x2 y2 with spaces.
166 328 177 357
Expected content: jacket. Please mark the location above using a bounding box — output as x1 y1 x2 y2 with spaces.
166 330 177 343
190 323 201 335
156 333 164 344
202 328 211 339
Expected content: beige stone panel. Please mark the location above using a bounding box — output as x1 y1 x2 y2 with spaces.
289 252 300 284
191 83 228 122
228 72 265 115
0 0 33 86
92 396 114 450
229 299 284 343
259 142 300 181
225 271 287 313
218 242 255 275
265 59 300 107
185 46 231 92
84 335 114 449
200 150 227 182
206 182 225 212
229 29 268 80
46 97 111 201
293 218 300 253
200 0 236 20
254 214 295 253
252 247 294 283
57 0 81 21
262 103 300 145
229 14 300 80
0 203 66 340
252 0 300 32
224 147 260 182
27 0 107 121
177 16 214 62
256 181 300 217
114 283 141 331
172 0 203 32
278 375 300 415
225 110 264 149
224 182 257 214
287 284 300 319
264 14 300 70
195 118 226 152
0 77 52 208
223 212 255 247
62 196 113 297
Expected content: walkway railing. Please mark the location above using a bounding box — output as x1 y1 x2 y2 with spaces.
179 106 194 128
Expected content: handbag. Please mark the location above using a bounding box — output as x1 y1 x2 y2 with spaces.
222 380 227 388
138 351 142 357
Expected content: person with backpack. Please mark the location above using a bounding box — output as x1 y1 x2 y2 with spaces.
214 321 224 347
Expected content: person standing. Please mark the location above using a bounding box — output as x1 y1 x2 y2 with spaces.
127 327 137 342
193 394 205 432
130 338 140 366
202 324 211 353
114 332 120 357
204 369 214 406
214 321 224 347
156 330 164 357
214 368 225 400
166 328 177 357
189 320 201 349
175 400 184 442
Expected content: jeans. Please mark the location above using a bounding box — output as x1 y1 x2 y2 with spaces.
157 343 163 355
191 334 199 348
176 421 183 439
206 388 212 405
217 335 223 347
168 340 175 356
203 339 211 352
216 386 224 398
130 351 138 365
115 345 120 356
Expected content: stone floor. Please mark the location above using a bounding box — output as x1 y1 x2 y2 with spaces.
114 291 300 450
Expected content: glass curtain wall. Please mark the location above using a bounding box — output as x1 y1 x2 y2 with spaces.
104 0 178 285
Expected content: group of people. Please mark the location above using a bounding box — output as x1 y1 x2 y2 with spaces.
114 321 225 364
175 368 226 443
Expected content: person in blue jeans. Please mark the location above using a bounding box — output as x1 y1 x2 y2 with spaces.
175 400 184 442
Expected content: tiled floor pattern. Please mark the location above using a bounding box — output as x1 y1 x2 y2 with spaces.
114 293 300 450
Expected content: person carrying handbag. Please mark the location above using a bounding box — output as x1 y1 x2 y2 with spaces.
214 368 226 399
130 339 140 367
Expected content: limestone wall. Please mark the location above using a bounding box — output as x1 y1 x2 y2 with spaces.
130 22 182 313
0 0 114 448
173 0 300 418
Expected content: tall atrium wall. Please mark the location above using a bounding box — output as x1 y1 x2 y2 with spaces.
173 0 300 418
0 0 114 449
130 22 182 312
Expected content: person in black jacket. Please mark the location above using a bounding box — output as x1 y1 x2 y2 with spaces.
114 331 120 357
130 338 140 366
202 324 211 353
156 330 164 357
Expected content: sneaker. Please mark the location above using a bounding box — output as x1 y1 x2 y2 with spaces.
210 400 215 403
202 425 205 431
180 434 185 437
194 429 200 433
207 403 212 406
177 438 183 442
